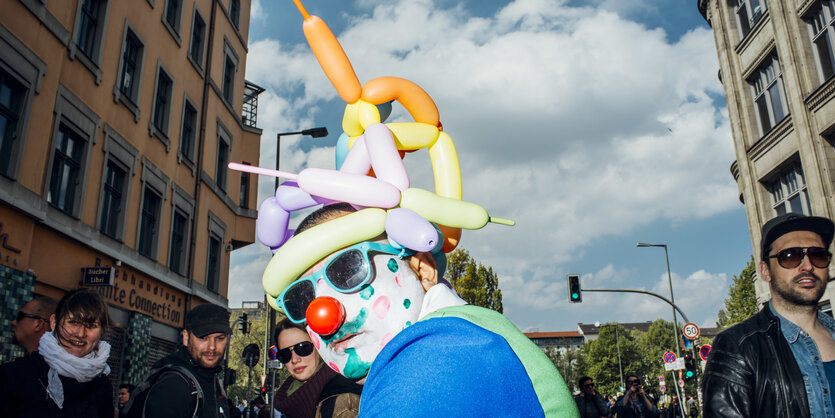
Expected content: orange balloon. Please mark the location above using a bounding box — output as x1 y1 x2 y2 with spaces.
362 77 440 126
303 16 362 104
439 225 461 253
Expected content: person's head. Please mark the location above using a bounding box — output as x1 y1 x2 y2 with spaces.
12 295 57 353
50 289 110 357
274 317 321 381
625 374 641 389
759 214 834 308
578 376 595 396
182 303 231 369
273 204 441 380
118 383 134 406
251 396 265 408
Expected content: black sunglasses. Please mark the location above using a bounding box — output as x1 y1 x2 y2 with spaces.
766 246 832 269
583 383 595 388
627 380 641 385
16 311 46 322
277 341 315 364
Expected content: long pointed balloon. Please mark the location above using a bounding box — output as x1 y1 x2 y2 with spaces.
293 0 362 103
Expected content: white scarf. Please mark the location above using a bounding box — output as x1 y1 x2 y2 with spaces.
38 331 111 409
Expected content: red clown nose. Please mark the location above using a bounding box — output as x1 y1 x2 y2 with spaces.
306 296 345 336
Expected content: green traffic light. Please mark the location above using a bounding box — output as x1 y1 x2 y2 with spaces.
685 371 694 377
572 293 579 299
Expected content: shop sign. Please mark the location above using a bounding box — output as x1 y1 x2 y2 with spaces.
89 265 185 327
82 267 115 286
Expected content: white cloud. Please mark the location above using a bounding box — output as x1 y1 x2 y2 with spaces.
234 0 735 330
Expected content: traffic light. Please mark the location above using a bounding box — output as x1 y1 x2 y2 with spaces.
240 313 248 334
684 354 697 381
568 275 582 303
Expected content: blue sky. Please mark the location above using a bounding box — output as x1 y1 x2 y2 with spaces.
230 0 753 333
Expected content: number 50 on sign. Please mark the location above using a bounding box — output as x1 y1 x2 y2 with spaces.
683 323 700 339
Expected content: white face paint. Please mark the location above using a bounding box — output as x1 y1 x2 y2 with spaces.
306 248 426 379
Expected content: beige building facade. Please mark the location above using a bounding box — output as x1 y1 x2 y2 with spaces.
699 0 835 310
0 0 263 396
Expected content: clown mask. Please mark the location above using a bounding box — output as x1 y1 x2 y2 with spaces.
304 242 428 380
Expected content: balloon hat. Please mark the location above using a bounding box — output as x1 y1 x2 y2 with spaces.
228 0 514 311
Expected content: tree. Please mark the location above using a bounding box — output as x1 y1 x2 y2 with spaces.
580 323 642 398
226 307 283 405
445 248 503 313
716 256 758 329
546 347 585 393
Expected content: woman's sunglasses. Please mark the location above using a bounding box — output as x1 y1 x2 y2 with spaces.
766 246 832 269
277 241 413 323
277 341 315 364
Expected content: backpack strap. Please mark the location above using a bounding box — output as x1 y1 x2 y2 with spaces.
139 364 205 418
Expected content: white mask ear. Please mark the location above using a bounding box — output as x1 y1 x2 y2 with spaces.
408 252 438 291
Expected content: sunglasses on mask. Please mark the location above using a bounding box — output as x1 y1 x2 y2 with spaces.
766 246 832 269
277 241 414 324
277 342 315 363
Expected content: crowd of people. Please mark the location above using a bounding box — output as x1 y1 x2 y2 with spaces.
0 209 832 417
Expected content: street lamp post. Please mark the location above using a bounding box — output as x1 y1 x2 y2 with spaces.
636 242 682 357
274 127 329 189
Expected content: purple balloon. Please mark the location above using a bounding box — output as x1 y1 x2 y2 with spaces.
270 229 295 254
276 182 333 211
385 208 438 252
256 197 290 248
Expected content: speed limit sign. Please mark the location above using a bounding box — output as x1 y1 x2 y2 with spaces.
683 323 700 339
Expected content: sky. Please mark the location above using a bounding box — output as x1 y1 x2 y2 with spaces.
229 0 754 333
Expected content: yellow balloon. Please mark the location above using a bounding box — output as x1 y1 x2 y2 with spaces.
267 294 280 311
358 100 381 130
386 122 440 150
400 188 488 230
342 102 363 137
429 131 462 199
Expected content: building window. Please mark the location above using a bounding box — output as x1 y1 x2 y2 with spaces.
239 169 249 208
805 1 835 83
164 0 182 35
748 53 788 136
229 0 240 29
138 186 162 258
222 56 236 104
180 100 197 163
99 160 127 238
216 138 229 191
153 71 172 134
118 29 143 104
48 124 86 215
734 0 767 39
76 0 104 60
0 69 26 178
767 162 812 216
169 209 188 275
206 235 221 292
188 11 206 70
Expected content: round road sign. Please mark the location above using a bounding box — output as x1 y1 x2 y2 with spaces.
678 379 685 388
683 323 700 339
663 351 677 363
660 385 666 393
700 344 712 362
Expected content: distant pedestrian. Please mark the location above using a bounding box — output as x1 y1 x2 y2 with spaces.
10 295 58 355
664 396 684 418
118 383 134 411
142 303 241 418
685 395 697 417
0 288 113 417
574 376 607 418
610 374 658 418
702 213 835 418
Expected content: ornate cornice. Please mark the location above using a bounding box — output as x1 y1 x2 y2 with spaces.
805 75 835 112
747 116 794 162
742 39 777 80
797 0 817 17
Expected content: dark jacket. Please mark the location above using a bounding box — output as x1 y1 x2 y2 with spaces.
144 346 240 418
316 373 361 418
701 306 810 418
574 393 608 418
0 352 113 417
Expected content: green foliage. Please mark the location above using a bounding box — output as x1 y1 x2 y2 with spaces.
226 308 277 405
446 248 503 313
716 256 758 329
545 347 585 393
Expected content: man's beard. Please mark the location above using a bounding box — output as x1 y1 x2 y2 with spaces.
187 344 222 368
771 272 826 306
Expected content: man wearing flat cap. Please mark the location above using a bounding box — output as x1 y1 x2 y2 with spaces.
702 213 835 418
145 303 240 418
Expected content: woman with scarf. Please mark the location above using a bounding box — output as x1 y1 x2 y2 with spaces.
269 319 362 418
0 288 113 417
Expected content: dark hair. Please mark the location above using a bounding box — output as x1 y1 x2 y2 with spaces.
625 374 640 383
119 383 135 392
30 295 58 319
578 376 592 388
53 288 111 345
294 203 356 236
274 317 307 345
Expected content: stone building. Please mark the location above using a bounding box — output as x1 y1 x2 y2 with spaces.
698 0 835 310
0 0 263 399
